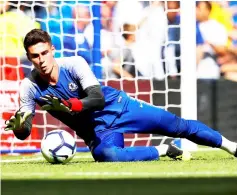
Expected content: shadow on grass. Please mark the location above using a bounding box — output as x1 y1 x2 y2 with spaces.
68 161 95 164
2 177 237 195
1 161 94 165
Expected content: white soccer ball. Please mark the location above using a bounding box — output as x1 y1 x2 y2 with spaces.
41 129 76 164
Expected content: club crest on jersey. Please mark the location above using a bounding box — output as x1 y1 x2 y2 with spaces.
68 82 78 92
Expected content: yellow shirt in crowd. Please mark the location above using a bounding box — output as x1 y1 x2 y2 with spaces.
209 2 233 46
0 10 40 57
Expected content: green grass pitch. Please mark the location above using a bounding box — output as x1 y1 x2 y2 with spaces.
1 150 237 195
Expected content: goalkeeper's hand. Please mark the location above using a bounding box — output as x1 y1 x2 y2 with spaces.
40 95 83 113
5 111 32 131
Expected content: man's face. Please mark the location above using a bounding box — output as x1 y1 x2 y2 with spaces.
196 2 210 22
27 42 55 75
167 2 179 22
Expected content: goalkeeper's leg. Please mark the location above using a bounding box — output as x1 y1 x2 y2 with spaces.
90 131 187 162
108 97 237 157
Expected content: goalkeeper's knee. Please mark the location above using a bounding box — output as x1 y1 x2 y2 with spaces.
92 146 121 162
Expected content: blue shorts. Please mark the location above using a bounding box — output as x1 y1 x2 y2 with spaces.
95 96 179 136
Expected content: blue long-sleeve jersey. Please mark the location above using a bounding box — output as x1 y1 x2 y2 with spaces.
19 56 128 144
19 56 223 161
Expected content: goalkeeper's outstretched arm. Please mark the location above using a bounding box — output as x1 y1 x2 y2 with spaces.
40 57 105 113
4 78 36 140
62 85 105 112
14 114 33 140
41 85 105 113
5 111 34 140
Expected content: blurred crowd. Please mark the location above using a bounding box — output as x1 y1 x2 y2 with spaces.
1 1 237 81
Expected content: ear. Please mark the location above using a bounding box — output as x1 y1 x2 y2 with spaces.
51 45 55 56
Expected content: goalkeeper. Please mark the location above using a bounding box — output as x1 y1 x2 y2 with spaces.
5 29 237 162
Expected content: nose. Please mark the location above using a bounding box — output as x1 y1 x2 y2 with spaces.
39 55 45 64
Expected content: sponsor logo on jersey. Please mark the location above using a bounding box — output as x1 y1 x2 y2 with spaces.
68 82 78 92
140 102 143 108
118 96 122 103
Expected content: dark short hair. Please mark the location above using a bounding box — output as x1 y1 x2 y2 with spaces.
24 29 52 52
196 1 212 11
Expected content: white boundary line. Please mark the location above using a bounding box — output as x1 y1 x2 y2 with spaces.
67 171 237 177
2 171 237 177
1 155 92 163
1 157 43 163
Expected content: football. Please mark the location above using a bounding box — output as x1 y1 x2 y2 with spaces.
41 129 76 164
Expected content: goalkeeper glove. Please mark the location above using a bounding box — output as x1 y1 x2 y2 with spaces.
40 95 83 112
5 111 32 131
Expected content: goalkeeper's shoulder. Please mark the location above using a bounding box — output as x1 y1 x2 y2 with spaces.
20 77 33 86
57 56 89 69
20 73 38 93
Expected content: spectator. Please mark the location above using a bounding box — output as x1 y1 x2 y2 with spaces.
84 3 115 56
63 3 91 64
35 1 75 33
84 3 118 78
0 1 9 14
112 0 144 35
0 1 40 57
209 1 235 46
196 21 205 65
134 1 168 80
104 1 117 13
35 1 91 63
0 1 40 76
164 1 180 76
111 23 142 78
213 44 237 82
165 1 205 74
229 1 237 26
35 1 71 58
196 1 228 79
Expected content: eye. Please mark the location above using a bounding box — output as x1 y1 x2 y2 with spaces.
42 50 49 55
31 54 39 59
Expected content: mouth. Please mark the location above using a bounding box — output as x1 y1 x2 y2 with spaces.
41 67 47 72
